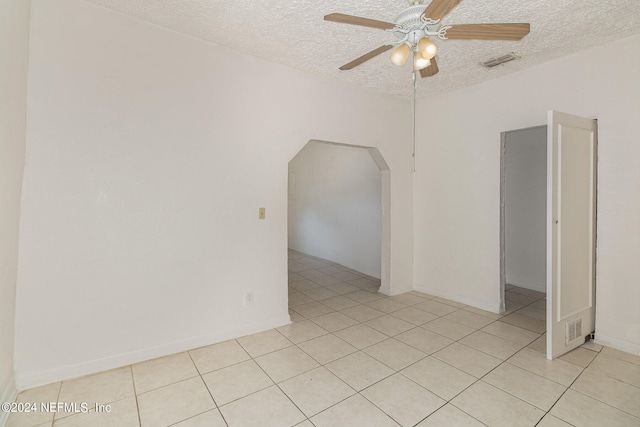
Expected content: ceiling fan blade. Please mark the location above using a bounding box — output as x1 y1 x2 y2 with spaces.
339 45 393 70
324 13 396 30
420 57 439 78
421 0 461 21
324 13 395 30
444 23 531 40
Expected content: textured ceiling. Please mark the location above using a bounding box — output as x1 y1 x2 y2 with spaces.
82 0 640 99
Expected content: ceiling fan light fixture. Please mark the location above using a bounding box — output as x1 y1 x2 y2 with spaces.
413 54 431 71
390 43 411 66
418 36 438 60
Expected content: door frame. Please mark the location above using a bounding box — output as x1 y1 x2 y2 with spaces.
499 125 547 313
499 114 598 359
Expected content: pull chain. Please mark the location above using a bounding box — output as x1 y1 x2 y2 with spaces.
412 71 417 172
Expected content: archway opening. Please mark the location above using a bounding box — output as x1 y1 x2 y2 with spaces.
287 140 391 318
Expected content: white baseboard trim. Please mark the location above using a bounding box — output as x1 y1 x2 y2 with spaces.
380 285 412 297
0 375 17 427
594 334 640 356
506 279 546 293
15 314 291 391
413 283 501 314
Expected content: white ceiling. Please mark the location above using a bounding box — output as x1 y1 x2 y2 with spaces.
82 0 640 99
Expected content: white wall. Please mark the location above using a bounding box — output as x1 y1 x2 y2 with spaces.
414 35 640 355
0 0 30 415
288 141 382 278
504 127 547 292
14 0 413 388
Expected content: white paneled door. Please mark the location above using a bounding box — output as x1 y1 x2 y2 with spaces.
546 111 597 360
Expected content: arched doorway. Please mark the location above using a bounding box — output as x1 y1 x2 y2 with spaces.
287 140 391 317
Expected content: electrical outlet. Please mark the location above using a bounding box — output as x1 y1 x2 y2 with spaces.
244 290 254 306
259 208 265 219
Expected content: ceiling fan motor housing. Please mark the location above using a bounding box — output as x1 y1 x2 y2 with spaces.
392 5 442 40
394 5 427 27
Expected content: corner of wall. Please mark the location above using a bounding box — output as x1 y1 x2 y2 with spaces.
0 374 17 427
0 0 31 424
413 282 501 314
594 334 640 357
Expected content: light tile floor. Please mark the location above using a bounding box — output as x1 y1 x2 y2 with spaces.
7 250 640 426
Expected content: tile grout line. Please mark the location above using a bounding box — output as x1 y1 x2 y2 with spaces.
553 350 640 421
128 366 143 427
536 345 610 425
236 327 331 426
188 351 229 427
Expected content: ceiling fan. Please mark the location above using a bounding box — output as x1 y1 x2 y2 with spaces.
325 0 530 78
